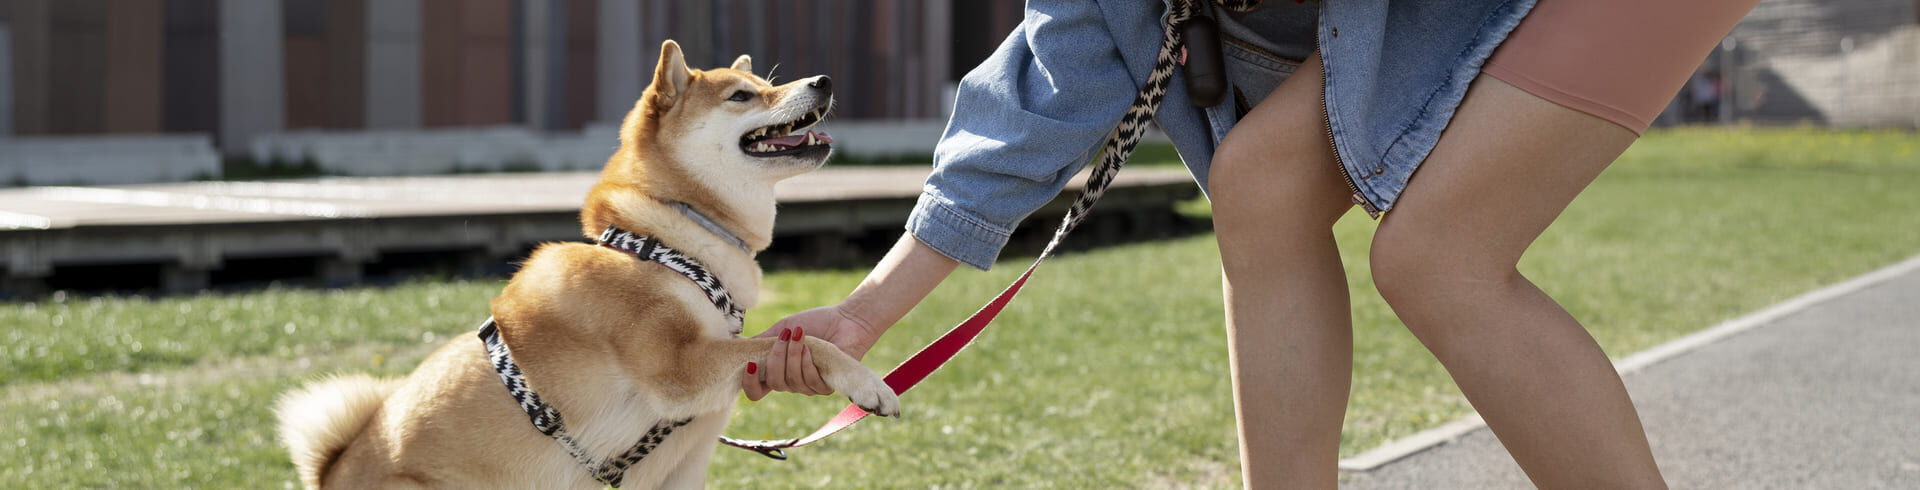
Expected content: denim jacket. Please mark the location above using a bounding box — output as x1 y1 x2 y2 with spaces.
908 0 1537 270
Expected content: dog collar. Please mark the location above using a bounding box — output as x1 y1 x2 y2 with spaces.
667 201 753 254
477 320 692 488
597 225 747 334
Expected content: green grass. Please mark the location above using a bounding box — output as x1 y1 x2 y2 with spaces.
3 128 1917 487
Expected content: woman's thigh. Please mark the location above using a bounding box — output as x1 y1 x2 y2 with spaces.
1373 0 1756 279
1370 75 1636 283
1209 52 1352 233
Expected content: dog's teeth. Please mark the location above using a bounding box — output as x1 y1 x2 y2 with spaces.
803 133 814 145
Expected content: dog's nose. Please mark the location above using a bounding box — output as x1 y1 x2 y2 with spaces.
809 76 832 91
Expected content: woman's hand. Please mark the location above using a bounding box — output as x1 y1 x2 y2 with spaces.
741 304 883 401
738 234 960 401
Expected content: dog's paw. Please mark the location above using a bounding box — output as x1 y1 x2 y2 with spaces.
830 370 900 418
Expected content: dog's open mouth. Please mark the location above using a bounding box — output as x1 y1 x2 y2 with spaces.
739 106 833 157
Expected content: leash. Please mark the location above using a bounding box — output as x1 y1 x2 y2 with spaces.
716 0 1264 460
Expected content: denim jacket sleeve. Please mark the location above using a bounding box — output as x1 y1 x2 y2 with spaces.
906 0 1144 270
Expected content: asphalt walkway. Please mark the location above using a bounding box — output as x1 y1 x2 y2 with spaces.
1343 257 1920 489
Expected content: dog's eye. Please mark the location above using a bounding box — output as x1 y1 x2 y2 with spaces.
727 90 754 102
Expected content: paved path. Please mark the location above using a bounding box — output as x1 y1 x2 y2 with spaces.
1344 259 1920 489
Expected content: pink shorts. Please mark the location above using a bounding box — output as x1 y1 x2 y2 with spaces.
1483 0 1761 134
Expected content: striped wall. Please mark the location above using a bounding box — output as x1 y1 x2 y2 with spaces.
2 0 1027 155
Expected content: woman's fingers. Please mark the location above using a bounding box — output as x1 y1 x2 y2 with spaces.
766 327 793 393
743 317 841 398
800 342 832 395
742 361 770 401
783 327 811 395
742 321 784 400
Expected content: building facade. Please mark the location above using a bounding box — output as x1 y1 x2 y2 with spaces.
2 0 1912 170
1 0 1026 156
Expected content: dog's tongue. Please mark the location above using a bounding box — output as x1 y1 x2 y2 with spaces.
763 130 833 149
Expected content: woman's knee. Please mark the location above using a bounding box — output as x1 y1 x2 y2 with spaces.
1209 134 1350 231
1369 223 1524 308
1206 136 1274 211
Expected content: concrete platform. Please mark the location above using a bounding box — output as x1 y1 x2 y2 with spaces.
0 167 1200 293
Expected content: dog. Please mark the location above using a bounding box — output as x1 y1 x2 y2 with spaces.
275 40 899 489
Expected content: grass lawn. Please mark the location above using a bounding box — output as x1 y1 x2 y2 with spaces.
3 128 1917 487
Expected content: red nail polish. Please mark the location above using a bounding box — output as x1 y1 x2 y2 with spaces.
780 328 790 341
794 327 803 339
747 362 758 374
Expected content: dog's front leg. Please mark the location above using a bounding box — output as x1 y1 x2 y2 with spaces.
681 337 900 417
657 412 725 490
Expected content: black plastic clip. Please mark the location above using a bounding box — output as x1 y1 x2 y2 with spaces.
1181 14 1227 107
751 447 789 461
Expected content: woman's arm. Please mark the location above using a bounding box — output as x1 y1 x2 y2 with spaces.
744 0 1151 399
743 234 958 400
842 234 962 339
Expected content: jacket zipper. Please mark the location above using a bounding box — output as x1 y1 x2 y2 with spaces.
1322 106 1380 219
1318 34 1382 219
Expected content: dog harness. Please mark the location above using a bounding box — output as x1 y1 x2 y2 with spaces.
475 222 748 487
596 225 747 334
477 321 691 488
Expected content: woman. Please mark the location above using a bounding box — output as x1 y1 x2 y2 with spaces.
743 0 1757 487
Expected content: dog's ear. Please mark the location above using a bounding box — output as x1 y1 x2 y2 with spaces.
730 54 752 74
651 40 691 102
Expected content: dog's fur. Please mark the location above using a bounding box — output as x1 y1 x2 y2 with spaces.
275 40 898 489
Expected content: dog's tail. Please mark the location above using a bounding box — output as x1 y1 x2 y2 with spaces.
276 374 401 489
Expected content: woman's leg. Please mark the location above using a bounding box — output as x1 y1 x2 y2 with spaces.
1369 76 1664 488
1210 53 1357 489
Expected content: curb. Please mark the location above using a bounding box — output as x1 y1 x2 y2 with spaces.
1337 253 1920 472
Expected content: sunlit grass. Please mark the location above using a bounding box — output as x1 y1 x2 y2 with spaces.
3 128 1915 487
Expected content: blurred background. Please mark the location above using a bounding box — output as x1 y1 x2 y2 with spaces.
0 0 1915 182
0 0 1034 181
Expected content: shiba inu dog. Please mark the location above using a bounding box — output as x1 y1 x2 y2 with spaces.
275 40 898 489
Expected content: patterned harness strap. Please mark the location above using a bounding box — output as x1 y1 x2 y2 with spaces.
479 320 692 488
474 226 746 487
714 0 1269 459
598 226 747 334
